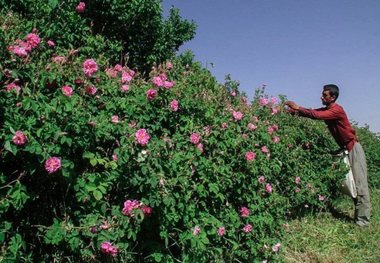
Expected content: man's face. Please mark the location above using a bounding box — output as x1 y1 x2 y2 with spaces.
321 90 335 106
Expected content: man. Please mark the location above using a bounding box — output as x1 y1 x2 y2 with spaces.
285 84 370 227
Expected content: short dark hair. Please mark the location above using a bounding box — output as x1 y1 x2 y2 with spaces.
323 84 339 101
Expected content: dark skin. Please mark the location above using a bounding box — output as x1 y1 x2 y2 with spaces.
285 89 337 110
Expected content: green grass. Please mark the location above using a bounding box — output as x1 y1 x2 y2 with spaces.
282 189 380 263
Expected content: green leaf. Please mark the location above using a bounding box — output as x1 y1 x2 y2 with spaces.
93 190 103 201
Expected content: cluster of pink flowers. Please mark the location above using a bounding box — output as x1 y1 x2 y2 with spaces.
259 97 269 106
170 99 179 112
76 2 86 13
122 199 152 217
45 157 61 174
6 82 21 93
146 89 158 101
83 59 98 77
135 129 150 146
100 241 118 256
152 73 174 88
12 131 27 145
51 55 66 64
190 133 201 144
8 32 41 57
62 85 73 97
267 124 279 135
232 111 243 121
245 151 256 162
240 206 250 217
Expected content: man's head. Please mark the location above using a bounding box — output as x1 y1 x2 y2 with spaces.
321 84 339 106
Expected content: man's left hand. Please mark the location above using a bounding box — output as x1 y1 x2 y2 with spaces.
285 101 300 110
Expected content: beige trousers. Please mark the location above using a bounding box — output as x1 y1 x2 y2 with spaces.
348 142 371 223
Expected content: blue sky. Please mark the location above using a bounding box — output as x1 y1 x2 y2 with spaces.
163 0 380 133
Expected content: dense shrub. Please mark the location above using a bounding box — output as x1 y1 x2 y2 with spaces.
0 0 196 73
1 7 378 263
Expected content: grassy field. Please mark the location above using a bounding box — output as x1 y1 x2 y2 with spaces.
282 189 380 263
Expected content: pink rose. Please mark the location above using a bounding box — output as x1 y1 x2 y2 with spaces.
100 241 118 256
270 97 278 104
122 200 141 217
190 133 201 144
258 176 265 184
47 40 55 47
12 131 27 145
6 82 21 93
121 85 129 92
76 2 86 13
111 115 119 123
245 151 256 162
153 76 164 87
221 122 228 129
121 71 133 83
163 80 174 89
170 100 179 111
197 143 204 153
85 86 97 95
295 176 300 184
217 227 225 236
45 157 61 174
62 85 73 97
272 243 281 252
272 136 280 143
146 89 158 101
83 59 98 77
261 146 269 154
243 224 252 233
135 129 150 146
51 55 66 64
112 154 118 161
193 226 201 236
259 98 269 106
26 33 40 48
318 195 325 201
166 61 173 70
271 107 279 115
232 111 243 121
247 123 257 131
295 187 300 193
266 183 272 194
142 205 153 216
8 45 28 57
240 207 250 217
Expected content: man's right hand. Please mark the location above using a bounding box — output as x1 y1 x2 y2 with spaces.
285 101 300 110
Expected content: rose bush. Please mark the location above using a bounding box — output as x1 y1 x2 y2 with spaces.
1 8 379 263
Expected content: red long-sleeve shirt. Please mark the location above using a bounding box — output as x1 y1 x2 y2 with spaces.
296 103 358 151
